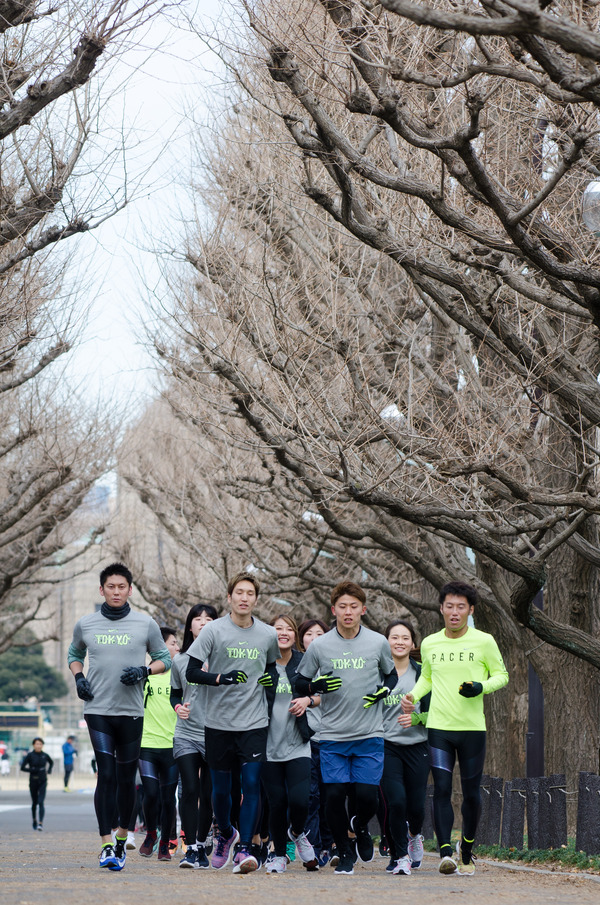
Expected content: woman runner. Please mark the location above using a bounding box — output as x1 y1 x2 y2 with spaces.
21 738 53 831
263 614 318 874
171 603 217 869
380 620 429 876
298 618 333 866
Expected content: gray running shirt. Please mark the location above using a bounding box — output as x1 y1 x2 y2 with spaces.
267 663 311 762
69 609 168 717
382 662 427 746
171 651 207 743
187 614 280 731
298 626 394 742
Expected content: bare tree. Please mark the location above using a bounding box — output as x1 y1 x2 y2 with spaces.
0 0 183 646
129 0 600 778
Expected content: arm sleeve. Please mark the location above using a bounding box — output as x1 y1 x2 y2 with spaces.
265 660 278 686
47 754 54 772
170 658 182 691
149 647 172 669
268 632 281 663
186 655 219 686
482 638 509 694
20 753 31 772
383 669 398 691
170 687 184 709
67 623 87 666
147 618 171 669
295 673 312 696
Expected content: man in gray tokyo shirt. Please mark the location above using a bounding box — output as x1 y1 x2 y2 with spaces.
296 580 397 876
67 562 170 872
185 571 280 875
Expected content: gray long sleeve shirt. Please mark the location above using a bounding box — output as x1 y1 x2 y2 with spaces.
68 608 170 717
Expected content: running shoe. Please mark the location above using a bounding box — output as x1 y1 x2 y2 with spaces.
37 824 43 832
266 855 287 873
158 840 171 861
385 858 396 872
317 849 330 867
203 830 214 856
286 840 296 862
211 827 239 870
379 837 389 858
126 831 137 850
113 837 127 870
169 837 178 855
251 843 263 871
392 855 411 875
180 831 187 854
350 816 374 863
197 844 210 869
139 832 158 857
455 841 476 876
99 844 118 869
407 830 424 869
32 820 37 831
439 853 457 875
329 845 339 867
288 826 316 864
232 843 258 874
179 848 200 869
334 852 355 875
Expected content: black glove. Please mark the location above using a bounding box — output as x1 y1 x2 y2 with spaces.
120 665 150 685
257 672 274 687
310 674 343 694
362 685 390 709
74 672 94 701
459 680 483 698
218 670 247 686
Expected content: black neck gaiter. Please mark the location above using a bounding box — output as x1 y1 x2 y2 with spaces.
100 601 131 621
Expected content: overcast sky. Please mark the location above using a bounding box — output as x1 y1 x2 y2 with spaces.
63 0 224 410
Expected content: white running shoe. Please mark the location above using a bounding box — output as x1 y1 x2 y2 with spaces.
392 855 411 875
266 855 287 873
126 831 137 850
288 827 316 863
407 831 424 868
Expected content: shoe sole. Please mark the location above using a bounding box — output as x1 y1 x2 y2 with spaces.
138 851 154 858
439 861 457 875
334 869 354 875
157 856 171 861
179 862 200 869
232 858 258 874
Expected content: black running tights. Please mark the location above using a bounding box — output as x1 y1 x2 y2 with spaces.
263 757 311 857
85 713 143 836
380 740 429 859
139 747 179 841
30 778 47 824
176 751 213 846
428 728 486 848
324 782 378 856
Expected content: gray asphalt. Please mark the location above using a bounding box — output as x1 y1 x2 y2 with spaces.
0 788 97 833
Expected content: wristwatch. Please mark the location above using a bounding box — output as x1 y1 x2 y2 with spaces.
308 696 315 708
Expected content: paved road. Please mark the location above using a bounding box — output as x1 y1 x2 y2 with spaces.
1 792 598 905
